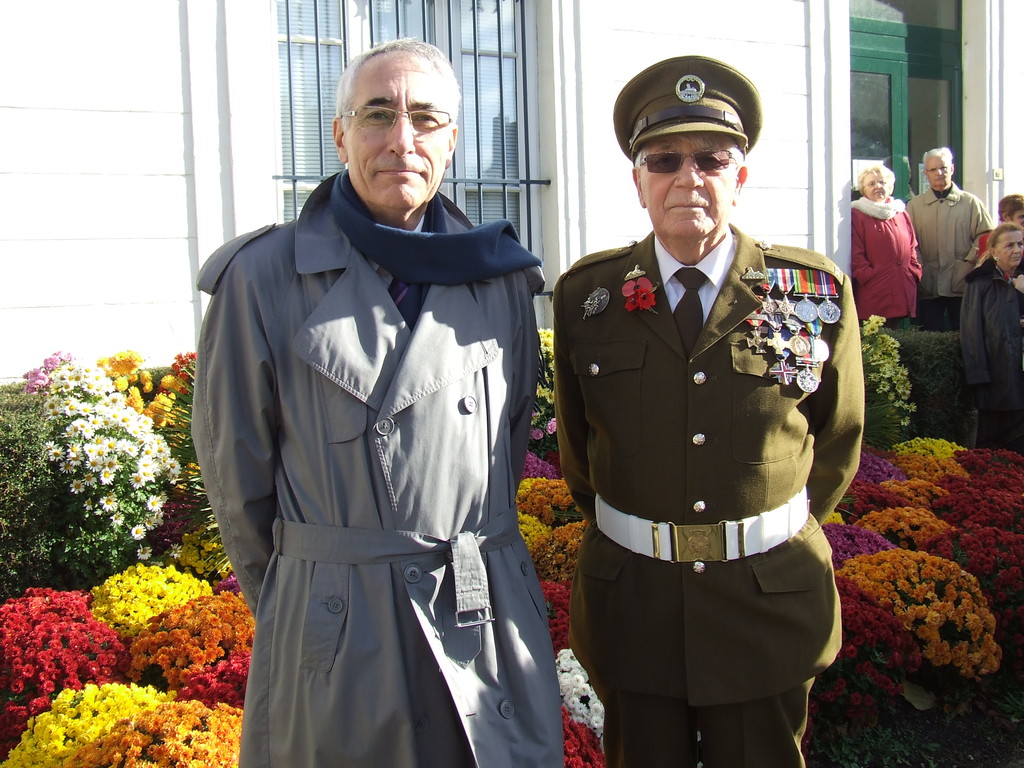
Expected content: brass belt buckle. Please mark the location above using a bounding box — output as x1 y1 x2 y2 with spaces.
651 521 727 562
672 523 724 562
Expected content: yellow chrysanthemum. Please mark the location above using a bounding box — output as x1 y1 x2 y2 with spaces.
821 509 845 525
518 511 553 551
91 563 213 636
892 437 967 459
176 527 232 579
2 683 172 768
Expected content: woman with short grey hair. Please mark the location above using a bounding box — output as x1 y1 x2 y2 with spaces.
851 163 923 328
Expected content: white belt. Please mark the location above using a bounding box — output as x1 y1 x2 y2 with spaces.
595 488 809 563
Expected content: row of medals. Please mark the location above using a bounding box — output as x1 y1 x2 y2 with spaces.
746 284 841 394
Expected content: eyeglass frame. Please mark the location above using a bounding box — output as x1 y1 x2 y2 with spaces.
634 148 743 175
339 105 454 133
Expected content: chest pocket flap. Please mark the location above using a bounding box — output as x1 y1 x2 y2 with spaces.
569 340 646 379
569 340 646 456
319 375 368 443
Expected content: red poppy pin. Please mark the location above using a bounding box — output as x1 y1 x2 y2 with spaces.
622 265 659 313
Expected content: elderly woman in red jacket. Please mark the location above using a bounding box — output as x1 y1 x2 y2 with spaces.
851 164 923 328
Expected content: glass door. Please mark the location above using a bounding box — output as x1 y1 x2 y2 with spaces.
906 76 953 195
851 14 961 201
851 59 908 199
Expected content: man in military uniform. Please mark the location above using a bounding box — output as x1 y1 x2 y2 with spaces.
553 56 864 767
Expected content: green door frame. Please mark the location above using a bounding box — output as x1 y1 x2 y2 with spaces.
851 17 962 200
851 56 908 197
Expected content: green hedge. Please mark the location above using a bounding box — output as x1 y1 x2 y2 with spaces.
885 328 975 447
0 384 67 602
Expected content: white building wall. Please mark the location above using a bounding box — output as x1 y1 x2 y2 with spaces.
0 0 276 382
0 0 1017 380
534 0 852 291
962 0 1024 216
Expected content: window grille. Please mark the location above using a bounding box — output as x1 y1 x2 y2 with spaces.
275 0 547 251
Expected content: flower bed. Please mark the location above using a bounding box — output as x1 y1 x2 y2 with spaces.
3 339 1023 766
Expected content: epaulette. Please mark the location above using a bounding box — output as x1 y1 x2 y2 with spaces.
567 241 640 273
197 224 277 295
755 237 847 283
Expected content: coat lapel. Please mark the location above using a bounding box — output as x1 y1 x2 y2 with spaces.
696 231 766 354
291 178 499 415
378 283 498 418
292 259 499 416
627 232 765 359
626 235 687 357
293 253 408 411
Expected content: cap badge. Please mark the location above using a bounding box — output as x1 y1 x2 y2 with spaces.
675 74 705 104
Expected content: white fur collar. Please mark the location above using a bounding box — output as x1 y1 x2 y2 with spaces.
852 196 906 220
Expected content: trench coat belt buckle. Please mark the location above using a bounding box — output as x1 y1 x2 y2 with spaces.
594 488 809 563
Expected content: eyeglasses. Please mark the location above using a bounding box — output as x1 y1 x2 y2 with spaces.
341 105 452 133
637 150 737 174
925 166 951 175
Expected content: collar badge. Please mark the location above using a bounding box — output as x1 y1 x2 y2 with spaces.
741 267 766 283
624 264 647 280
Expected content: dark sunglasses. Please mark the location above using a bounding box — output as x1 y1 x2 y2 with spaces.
638 150 736 174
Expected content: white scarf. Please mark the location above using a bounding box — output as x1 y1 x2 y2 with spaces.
852 196 906 221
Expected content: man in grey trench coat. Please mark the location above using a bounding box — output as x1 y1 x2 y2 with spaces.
192 39 563 768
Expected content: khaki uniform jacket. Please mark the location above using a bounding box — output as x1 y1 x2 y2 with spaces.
192 176 562 767
906 183 993 298
553 228 864 706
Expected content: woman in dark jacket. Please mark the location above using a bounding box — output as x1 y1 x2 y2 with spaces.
961 221 1024 452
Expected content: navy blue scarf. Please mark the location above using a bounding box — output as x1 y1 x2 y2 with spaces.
329 172 540 285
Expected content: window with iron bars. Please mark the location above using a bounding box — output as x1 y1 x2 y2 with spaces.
275 0 546 252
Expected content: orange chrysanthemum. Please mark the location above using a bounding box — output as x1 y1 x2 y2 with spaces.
856 506 953 550
838 549 1001 680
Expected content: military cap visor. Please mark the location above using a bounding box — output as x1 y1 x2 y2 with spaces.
613 55 762 158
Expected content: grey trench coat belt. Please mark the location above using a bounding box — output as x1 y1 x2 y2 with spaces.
273 508 521 629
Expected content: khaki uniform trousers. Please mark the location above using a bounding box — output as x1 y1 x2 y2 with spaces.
596 678 815 768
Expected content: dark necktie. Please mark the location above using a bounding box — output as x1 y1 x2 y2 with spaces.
388 276 423 326
388 277 409 307
674 267 707 356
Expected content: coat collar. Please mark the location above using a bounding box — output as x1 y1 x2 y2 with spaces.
291 179 498 415
625 229 767 359
916 182 965 207
294 175 359 275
